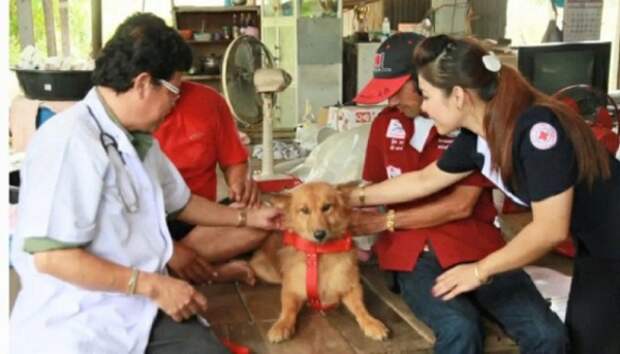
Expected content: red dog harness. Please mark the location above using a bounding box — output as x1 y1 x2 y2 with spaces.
282 230 353 311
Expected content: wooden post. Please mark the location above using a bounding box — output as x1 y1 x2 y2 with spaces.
59 0 71 56
91 0 102 58
17 0 35 49
42 0 57 57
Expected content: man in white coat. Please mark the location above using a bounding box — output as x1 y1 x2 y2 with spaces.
10 13 281 354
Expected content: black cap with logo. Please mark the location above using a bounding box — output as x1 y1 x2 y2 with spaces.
354 32 426 104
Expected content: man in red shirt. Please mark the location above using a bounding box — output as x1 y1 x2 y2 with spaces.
351 33 567 354
154 81 268 285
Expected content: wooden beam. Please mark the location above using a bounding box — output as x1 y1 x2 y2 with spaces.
17 0 35 49
59 0 71 56
91 0 102 58
42 0 57 57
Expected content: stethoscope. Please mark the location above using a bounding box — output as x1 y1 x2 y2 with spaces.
86 104 139 213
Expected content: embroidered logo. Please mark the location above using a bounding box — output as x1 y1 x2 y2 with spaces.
386 119 406 139
529 122 557 150
389 139 405 151
188 132 205 141
373 53 385 71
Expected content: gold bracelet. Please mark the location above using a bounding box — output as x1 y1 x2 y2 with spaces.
358 186 366 206
474 263 491 285
237 209 247 227
385 209 396 232
127 267 139 295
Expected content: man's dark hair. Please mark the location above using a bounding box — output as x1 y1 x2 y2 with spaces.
92 13 192 92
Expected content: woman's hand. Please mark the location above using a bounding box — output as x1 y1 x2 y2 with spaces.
247 206 283 230
432 263 486 301
139 273 208 322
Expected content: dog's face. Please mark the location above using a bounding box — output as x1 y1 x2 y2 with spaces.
271 182 351 243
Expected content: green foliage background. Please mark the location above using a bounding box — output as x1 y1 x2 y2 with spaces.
9 0 92 66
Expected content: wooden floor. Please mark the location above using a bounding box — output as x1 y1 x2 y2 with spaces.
199 213 574 354
200 264 522 354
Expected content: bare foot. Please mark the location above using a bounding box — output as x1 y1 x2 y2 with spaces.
213 260 256 286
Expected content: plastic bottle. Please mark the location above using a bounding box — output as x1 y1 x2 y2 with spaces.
382 17 391 37
232 14 240 38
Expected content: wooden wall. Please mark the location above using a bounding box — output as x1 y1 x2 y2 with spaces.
384 0 432 29
471 0 507 39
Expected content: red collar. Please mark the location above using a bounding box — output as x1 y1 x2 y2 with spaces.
282 230 353 311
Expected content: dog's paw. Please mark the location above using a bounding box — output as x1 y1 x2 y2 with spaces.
361 318 389 341
267 321 295 343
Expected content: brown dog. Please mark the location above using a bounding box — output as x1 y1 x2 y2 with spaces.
250 182 389 343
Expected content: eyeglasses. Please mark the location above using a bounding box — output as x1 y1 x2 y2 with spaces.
158 79 181 98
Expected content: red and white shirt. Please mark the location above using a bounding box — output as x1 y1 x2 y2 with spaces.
363 107 505 272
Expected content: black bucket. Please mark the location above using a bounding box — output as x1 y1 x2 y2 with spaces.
14 69 93 101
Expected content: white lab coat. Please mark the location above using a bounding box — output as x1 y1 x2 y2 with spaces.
10 89 191 354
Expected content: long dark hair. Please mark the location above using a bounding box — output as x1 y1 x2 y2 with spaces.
413 34 610 186
92 13 192 93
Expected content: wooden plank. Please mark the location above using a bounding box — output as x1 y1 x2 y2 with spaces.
256 315 357 354
361 266 436 344
42 0 57 57
212 322 271 354
17 0 35 48
325 286 433 353
199 283 252 324
59 0 71 56
236 282 283 322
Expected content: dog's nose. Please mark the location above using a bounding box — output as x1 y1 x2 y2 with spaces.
313 230 327 241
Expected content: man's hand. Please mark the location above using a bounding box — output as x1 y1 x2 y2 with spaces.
139 272 208 322
229 177 261 208
167 242 217 285
349 209 387 236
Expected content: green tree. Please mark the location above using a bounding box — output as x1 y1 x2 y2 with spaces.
9 0 92 66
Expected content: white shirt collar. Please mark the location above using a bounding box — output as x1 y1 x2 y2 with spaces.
83 88 138 157
410 116 435 152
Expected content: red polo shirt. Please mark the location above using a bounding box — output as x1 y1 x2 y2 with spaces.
363 107 505 272
154 82 248 201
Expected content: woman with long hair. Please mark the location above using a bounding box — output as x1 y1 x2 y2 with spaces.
350 34 620 354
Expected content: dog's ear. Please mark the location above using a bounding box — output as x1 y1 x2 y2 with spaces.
336 180 361 203
264 193 292 210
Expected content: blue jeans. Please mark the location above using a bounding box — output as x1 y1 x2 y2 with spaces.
397 251 568 354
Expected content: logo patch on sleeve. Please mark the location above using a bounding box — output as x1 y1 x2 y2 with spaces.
529 122 557 150
386 119 406 139
386 165 402 178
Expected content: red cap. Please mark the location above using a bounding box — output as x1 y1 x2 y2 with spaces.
353 74 411 104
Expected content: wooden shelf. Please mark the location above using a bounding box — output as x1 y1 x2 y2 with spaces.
186 39 232 45
184 74 221 81
174 6 260 14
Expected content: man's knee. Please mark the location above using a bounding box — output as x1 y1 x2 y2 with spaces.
433 317 483 354
177 328 231 354
518 319 568 354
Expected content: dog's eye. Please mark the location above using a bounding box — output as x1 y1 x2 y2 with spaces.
300 206 310 215
321 203 332 212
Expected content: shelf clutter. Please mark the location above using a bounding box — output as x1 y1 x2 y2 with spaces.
173 5 260 91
